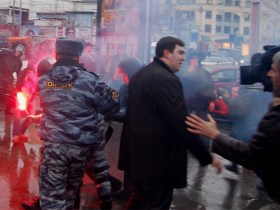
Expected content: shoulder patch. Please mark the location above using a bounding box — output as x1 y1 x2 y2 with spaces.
110 89 119 101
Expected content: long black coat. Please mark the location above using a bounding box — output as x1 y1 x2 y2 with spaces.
118 58 212 188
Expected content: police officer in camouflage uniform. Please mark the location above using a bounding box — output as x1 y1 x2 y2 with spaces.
37 38 120 210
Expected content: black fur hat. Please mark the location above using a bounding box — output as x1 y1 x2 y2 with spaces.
55 38 84 56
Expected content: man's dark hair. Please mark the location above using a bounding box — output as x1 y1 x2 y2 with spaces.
155 36 185 58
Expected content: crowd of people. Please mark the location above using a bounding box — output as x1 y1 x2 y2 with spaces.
1 33 280 210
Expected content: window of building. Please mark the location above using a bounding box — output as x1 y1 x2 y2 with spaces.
224 26 231 34
68 13 92 28
206 11 212 19
235 0 241 6
245 0 252 7
244 13 250 22
205 24 211 33
216 15 222 22
224 12 232 22
216 26 222 33
244 27 250 35
233 27 239 33
207 0 212 4
233 14 240 23
225 0 233 6
188 11 195 20
177 10 195 24
176 0 195 5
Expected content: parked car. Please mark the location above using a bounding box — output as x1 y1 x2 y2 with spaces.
238 57 250 66
205 65 240 119
201 56 235 66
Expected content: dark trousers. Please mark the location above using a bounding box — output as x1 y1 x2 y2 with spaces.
125 181 173 210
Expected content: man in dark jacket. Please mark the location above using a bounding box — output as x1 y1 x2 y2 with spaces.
118 36 222 209
186 51 280 209
37 38 120 210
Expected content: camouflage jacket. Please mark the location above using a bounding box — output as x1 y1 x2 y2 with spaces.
37 58 120 145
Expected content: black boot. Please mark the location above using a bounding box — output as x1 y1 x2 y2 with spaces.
225 162 239 175
109 174 122 194
100 201 112 210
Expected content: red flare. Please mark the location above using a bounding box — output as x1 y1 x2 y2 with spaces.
17 92 27 111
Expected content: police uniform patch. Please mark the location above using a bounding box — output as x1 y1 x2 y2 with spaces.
110 89 119 101
46 80 72 88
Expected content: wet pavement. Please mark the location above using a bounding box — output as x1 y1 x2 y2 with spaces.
0 102 272 210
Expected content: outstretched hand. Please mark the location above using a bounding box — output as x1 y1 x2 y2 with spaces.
185 114 220 140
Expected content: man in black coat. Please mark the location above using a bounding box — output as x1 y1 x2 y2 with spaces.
186 51 280 209
118 36 222 209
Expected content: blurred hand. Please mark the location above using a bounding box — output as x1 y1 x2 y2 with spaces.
185 113 220 139
211 155 223 174
27 114 42 124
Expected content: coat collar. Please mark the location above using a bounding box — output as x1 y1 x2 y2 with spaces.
153 57 173 73
54 58 85 70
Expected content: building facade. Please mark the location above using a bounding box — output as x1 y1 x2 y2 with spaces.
0 0 97 43
170 0 280 55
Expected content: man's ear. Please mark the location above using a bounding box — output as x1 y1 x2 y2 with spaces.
163 49 171 59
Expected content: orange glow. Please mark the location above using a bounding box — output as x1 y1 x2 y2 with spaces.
17 92 27 111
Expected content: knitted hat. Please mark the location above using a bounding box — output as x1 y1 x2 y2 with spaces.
37 58 56 77
55 38 84 56
118 57 143 80
15 44 25 54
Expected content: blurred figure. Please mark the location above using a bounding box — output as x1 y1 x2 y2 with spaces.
12 59 38 143
105 44 128 89
12 58 55 144
186 51 280 210
0 47 23 115
179 49 215 149
14 44 25 59
80 43 97 73
118 36 221 210
112 57 143 200
24 29 35 38
221 84 272 174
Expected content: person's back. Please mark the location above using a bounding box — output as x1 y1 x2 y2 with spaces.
37 38 120 210
38 61 114 145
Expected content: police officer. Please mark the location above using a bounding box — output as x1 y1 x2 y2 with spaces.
37 38 120 210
